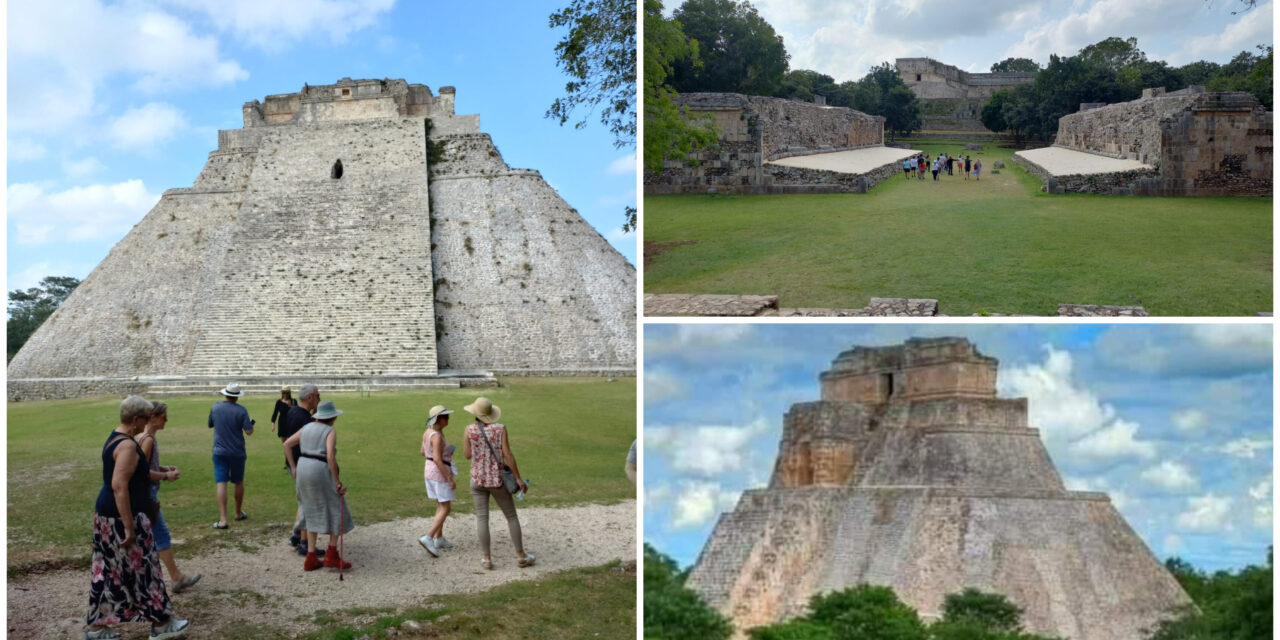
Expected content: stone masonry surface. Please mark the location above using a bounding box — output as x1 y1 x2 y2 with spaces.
686 338 1190 639
1038 89 1272 196
644 93 899 195
9 78 635 400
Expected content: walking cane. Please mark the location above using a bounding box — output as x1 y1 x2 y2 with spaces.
338 490 345 582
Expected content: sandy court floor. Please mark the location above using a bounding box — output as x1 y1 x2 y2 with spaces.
1014 146 1152 175
8 501 635 639
766 146 919 173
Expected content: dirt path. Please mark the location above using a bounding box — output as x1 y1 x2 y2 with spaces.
8 501 635 639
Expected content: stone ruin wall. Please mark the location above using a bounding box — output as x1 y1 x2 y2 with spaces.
644 93 887 194
686 338 1191 640
897 59 1035 132
1053 89 1272 195
9 78 635 399
428 135 636 374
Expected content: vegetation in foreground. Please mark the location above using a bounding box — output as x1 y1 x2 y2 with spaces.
7 378 635 574
643 544 1273 640
643 141 1271 316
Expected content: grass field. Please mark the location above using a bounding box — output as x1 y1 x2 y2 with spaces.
7 377 635 573
644 140 1273 316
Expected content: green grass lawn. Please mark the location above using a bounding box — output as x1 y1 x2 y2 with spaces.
7 378 635 573
644 140 1273 315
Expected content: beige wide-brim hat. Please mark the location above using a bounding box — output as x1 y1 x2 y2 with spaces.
281 385 292 394
464 397 501 424
426 404 453 427
220 382 245 397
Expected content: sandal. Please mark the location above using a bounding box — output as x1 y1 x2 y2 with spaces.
212 522 229 530
171 573 201 594
235 512 249 521
481 557 493 570
518 553 536 568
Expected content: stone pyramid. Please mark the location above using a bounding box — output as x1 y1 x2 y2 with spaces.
686 338 1190 640
8 79 635 400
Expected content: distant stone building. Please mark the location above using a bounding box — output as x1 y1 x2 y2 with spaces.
644 93 913 194
8 78 635 400
896 58 1036 133
687 338 1190 640
1015 87 1273 196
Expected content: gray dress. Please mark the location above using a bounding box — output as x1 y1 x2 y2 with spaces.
295 422 354 536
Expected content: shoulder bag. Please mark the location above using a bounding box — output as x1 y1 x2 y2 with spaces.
476 424 519 494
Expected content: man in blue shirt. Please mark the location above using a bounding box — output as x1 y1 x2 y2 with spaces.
209 382 254 529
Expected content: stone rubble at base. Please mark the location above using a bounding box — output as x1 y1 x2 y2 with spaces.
643 294 1149 317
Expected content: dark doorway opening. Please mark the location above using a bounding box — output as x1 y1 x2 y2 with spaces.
332 159 344 179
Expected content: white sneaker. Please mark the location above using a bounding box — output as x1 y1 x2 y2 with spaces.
83 628 121 640
149 617 190 640
435 536 454 549
419 535 438 557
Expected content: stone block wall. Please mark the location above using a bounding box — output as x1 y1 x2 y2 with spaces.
897 58 1035 101
1053 90 1272 195
643 92 886 194
429 134 635 374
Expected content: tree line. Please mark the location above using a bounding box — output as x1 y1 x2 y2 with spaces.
644 543 1273 640
980 37 1273 144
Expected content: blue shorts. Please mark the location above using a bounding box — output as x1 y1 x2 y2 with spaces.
149 484 171 551
212 454 246 483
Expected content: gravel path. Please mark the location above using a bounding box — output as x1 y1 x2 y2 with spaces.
1014 146 1152 175
766 146 918 173
8 501 635 639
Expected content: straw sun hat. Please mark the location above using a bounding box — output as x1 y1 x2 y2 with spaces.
463 397 501 424
426 405 453 427
313 401 344 420
219 382 245 397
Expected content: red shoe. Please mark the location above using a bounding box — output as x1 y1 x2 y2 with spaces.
303 551 323 571
324 547 351 569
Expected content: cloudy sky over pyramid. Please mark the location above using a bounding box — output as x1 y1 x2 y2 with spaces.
7 1 637 291
644 324 1273 573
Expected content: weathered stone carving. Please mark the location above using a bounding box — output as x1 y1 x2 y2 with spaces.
687 337 1191 639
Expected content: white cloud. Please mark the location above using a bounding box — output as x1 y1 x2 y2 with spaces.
1254 503 1272 529
648 324 758 357
7 260 97 292
1177 2 1274 64
607 226 636 242
645 369 686 405
62 156 106 178
671 481 742 529
1163 533 1184 554
1097 326 1272 378
1140 461 1198 490
1004 0 1211 64
107 103 190 150
606 153 636 176
8 1 247 132
647 418 770 477
166 0 396 50
1070 419 1157 461
7 180 161 245
1221 436 1272 459
1171 409 1210 433
644 483 672 514
9 138 49 162
1176 493 1234 532
1248 475 1272 501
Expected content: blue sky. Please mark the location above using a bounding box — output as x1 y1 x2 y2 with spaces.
735 0 1273 82
644 323 1274 573
7 0 637 292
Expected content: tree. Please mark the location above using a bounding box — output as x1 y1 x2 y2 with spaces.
670 0 789 96
644 544 734 640
8 276 81 361
547 0 638 230
990 58 1040 73
1149 549 1272 640
980 90 1010 135
642 0 719 182
807 585 929 640
881 85 922 140
1177 60 1221 86
939 589 1024 633
1078 37 1147 73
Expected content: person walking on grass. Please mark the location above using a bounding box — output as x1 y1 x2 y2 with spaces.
973 158 982 181
85 395 190 640
208 383 253 529
271 386 297 470
946 153 954 176
931 157 941 181
137 402 201 595
419 405 458 557
463 397 534 570
285 401 355 572
902 157 912 179
964 155 971 181
283 385 321 555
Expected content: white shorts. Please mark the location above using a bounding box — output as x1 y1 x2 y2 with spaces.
425 477 455 503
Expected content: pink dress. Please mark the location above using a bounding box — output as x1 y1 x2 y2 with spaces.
465 423 506 488
422 429 454 482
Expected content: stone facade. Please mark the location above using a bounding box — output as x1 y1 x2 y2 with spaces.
644 93 892 194
1048 88 1272 196
687 338 1190 640
897 58 1036 101
8 78 635 400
